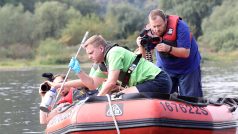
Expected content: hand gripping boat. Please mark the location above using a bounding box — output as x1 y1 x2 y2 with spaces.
45 93 238 134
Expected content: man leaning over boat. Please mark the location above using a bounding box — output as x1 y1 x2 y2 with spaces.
39 34 174 125
81 34 172 96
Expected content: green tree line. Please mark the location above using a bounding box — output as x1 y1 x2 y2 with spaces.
0 0 237 64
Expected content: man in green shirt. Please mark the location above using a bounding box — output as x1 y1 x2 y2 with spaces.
81 35 172 96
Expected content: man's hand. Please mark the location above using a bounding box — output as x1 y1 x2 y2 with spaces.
136 36 142 47
97 70 120 96
156 43 191 58
155 43 171 53
68 57 81 74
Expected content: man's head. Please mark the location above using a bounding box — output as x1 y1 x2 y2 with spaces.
83 35 107 63
148 9 167 37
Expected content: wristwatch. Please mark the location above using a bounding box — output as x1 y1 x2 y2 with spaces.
168 46 173 53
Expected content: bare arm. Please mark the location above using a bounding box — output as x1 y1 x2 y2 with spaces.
39 90 48 124
39 102 66 124
62 79 85 88
39 110 48 124
97 70 120 96
46 72 104 90
77 71 105 90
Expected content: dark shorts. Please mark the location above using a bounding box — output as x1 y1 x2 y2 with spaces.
169 66 203 97
136 71 172 94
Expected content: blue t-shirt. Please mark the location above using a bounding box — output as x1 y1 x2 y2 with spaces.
155 20 201 74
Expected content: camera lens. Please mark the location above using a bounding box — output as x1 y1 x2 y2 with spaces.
140 37 148 46
41 82 51 92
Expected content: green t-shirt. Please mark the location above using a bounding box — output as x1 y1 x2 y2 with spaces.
89 63 107 78
106 46 161 86
88 63 107 90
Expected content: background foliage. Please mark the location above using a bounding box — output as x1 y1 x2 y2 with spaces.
0 0 237 64
199 0 238 52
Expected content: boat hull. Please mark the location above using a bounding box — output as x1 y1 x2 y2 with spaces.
45 93 238 134
70 127 237 134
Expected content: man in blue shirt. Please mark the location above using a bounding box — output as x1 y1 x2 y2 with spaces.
137 9 203 97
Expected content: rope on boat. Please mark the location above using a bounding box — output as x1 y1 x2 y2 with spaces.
106 94 120 134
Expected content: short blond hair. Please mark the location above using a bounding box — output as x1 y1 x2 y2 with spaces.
148 9 167 21
83 35 107 48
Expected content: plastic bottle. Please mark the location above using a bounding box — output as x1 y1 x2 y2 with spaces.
40 88 57 113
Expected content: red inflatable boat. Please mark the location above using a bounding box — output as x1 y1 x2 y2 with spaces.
45 93 238 134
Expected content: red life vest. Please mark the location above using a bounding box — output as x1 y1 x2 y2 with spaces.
162 15 192 47
57 88 74 105
162 15 180 46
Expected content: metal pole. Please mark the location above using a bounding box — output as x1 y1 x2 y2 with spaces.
51 31 89 109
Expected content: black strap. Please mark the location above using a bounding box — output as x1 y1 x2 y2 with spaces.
103 43 119 61
98 62 107 72
121 54 142 87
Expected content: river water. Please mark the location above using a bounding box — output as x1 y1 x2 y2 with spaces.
0 61 238 134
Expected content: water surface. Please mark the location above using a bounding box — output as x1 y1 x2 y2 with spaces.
0 62 237 133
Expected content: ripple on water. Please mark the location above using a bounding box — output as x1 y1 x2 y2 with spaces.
4 111 12 114
0 63 237 134
4 118 11 123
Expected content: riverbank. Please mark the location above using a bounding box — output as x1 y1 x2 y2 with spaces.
0 51 238 70
201 50 238 61
0 59 92 71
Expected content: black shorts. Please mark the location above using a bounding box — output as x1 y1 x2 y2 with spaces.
136 71 172 94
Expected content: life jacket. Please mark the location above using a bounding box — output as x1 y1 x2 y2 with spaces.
103 43 141 87
57 87 99 105
103 43 119 62
161 15 180 47
162 15 192 47
159 15 193 58
56 88 87 105
56 89 73 105
91 63 108 75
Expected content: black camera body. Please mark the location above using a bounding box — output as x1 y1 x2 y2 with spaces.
40 82 51 93
140 29 161 51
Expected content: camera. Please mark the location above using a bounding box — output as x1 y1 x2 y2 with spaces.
140 29 161 51
40 82 51 93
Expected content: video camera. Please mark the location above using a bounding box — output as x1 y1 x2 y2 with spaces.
139 29 161 51
40 82 51 93
40 73 54 93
